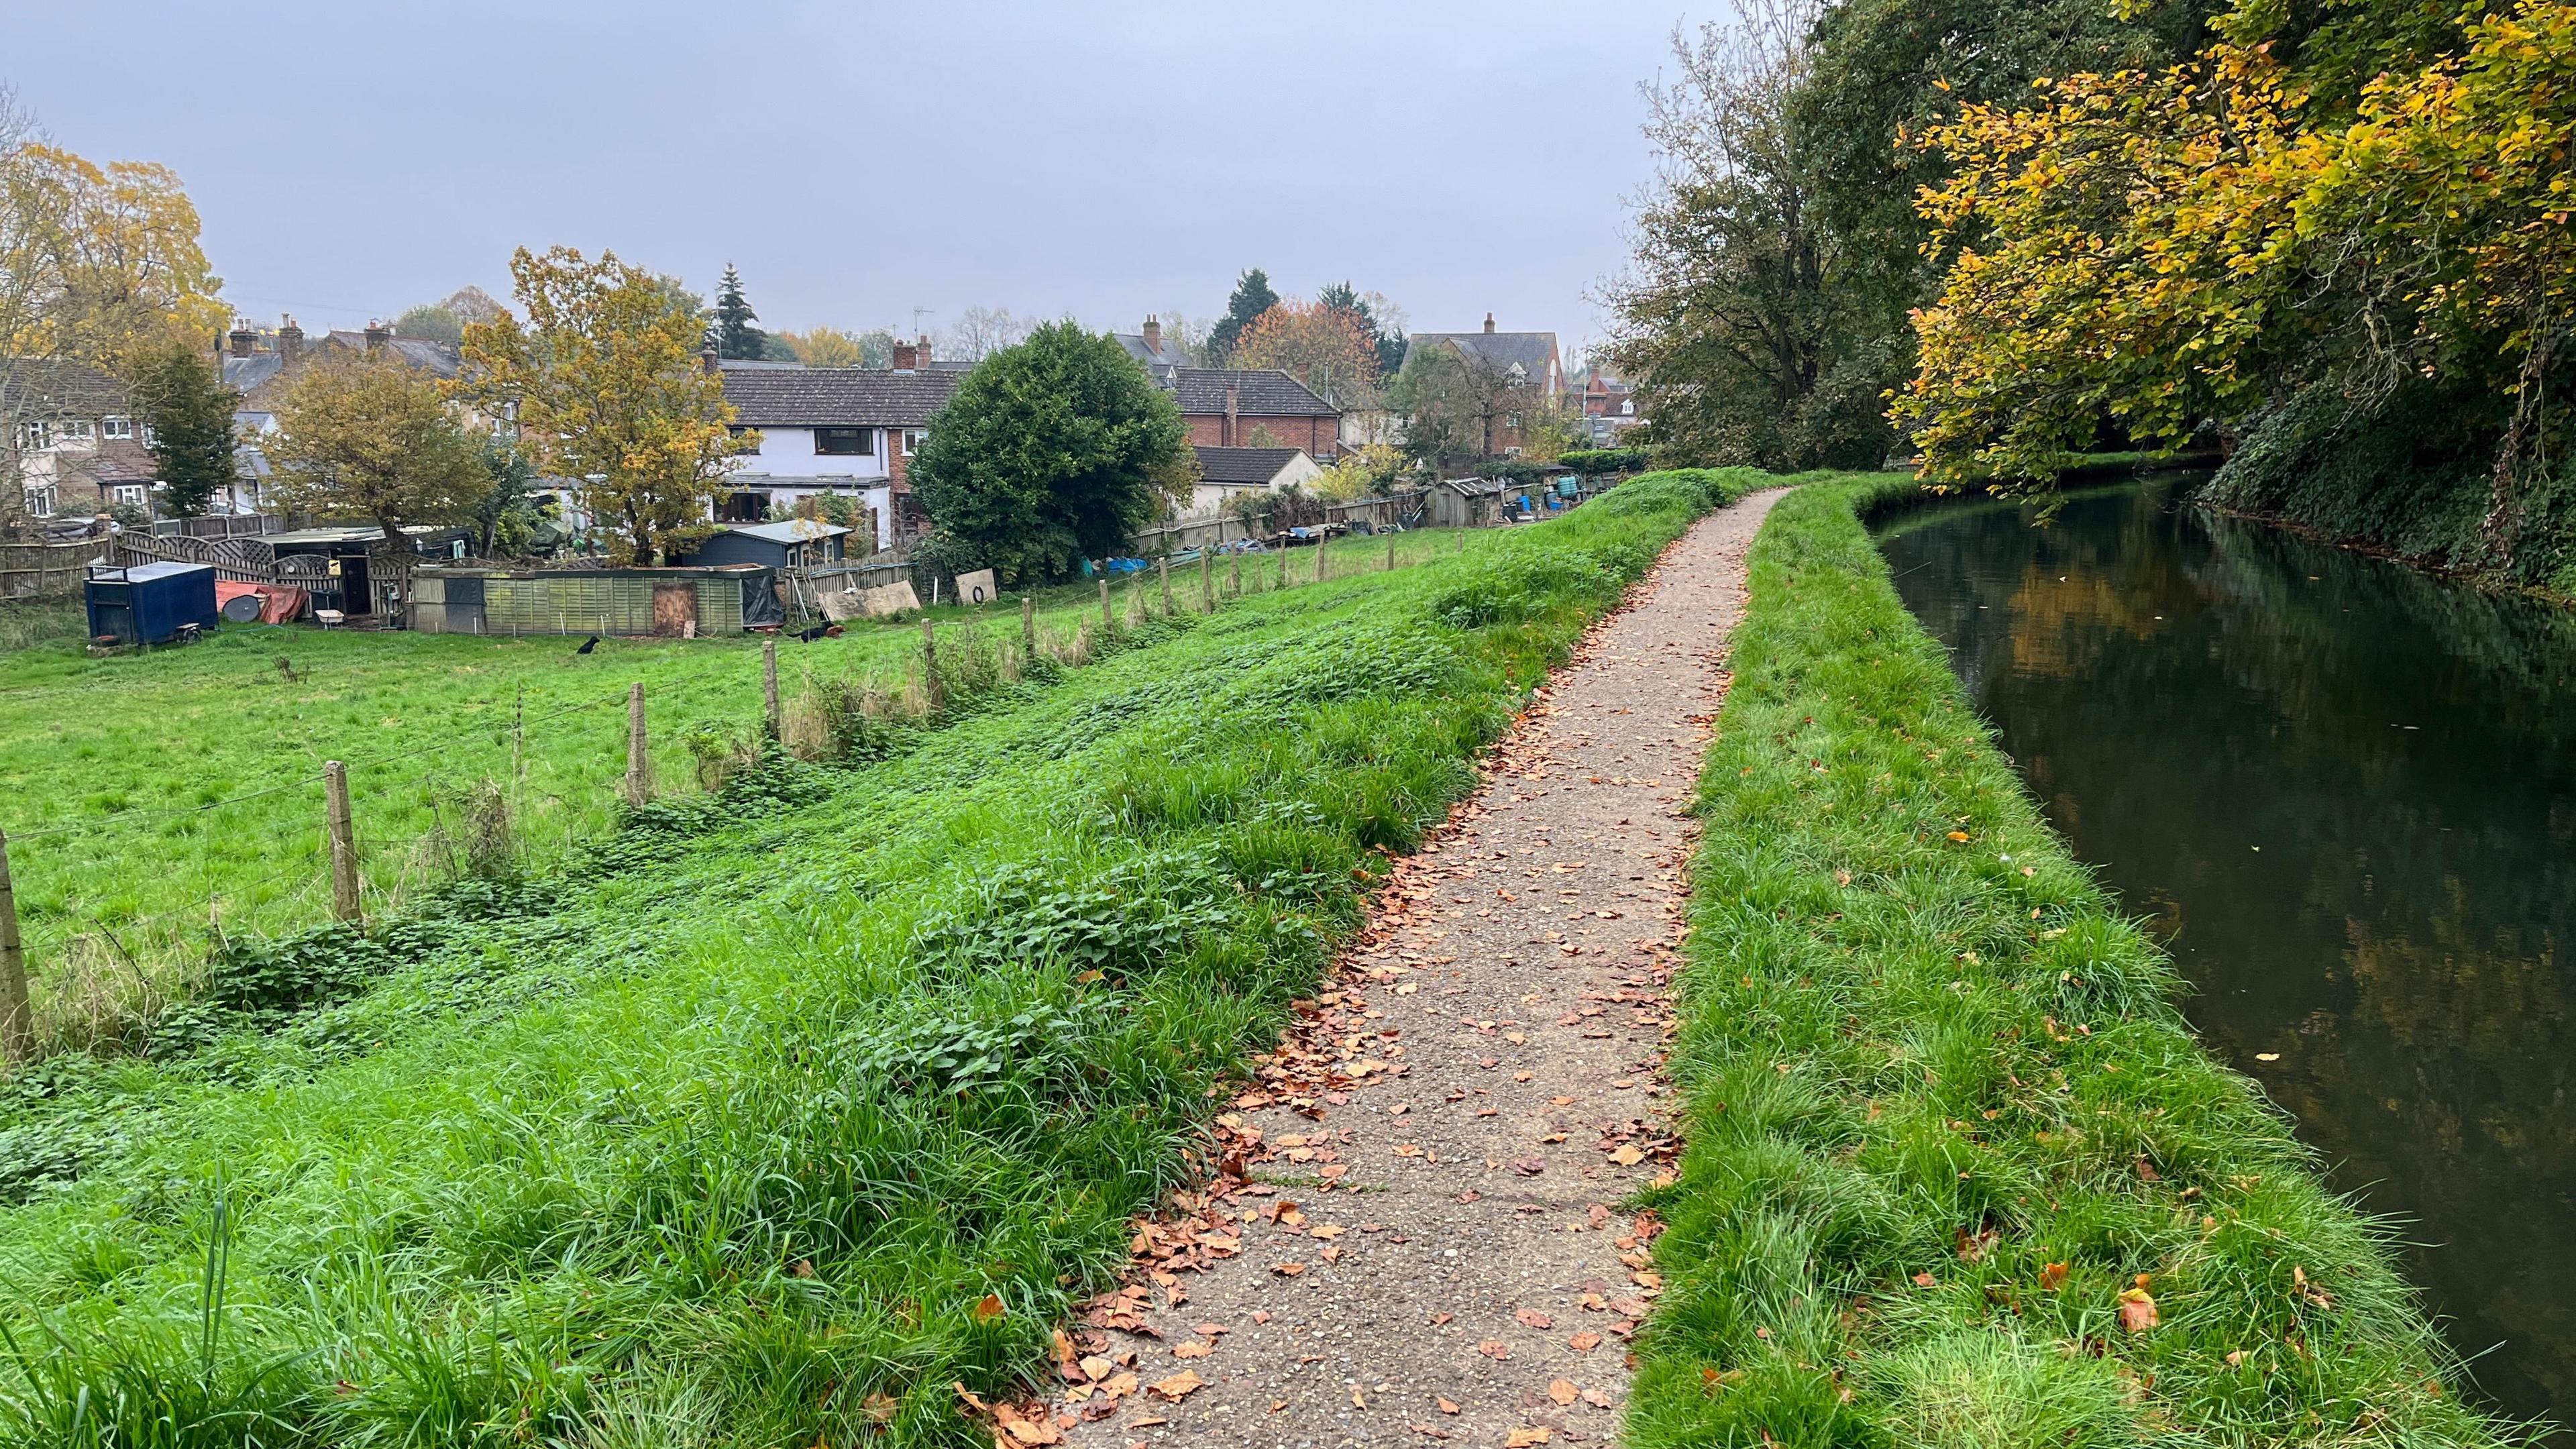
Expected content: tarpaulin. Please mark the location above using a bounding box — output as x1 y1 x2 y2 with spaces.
215 580 309 624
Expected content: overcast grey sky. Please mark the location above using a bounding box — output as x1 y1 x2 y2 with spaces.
8 2 1697 354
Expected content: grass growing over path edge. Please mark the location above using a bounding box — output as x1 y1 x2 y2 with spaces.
1629 474 2532 1447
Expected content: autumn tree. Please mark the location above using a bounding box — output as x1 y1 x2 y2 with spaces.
0 89 224 519
1603 2 1890 470
908 321 1190 582
1318 282 1408 379
268 351 488 580
129 341 238 517
460 246 753 564
1206 268 1280 364
1230 300 1381 408
1389 341 1525 466
779 325 864 367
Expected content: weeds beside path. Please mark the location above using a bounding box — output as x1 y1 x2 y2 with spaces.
1628 475 2528 1447
1060 489 1784 1448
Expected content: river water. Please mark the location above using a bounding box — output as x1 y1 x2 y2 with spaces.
1878 478 2576 1433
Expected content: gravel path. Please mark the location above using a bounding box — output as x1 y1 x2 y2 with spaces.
1053 492 1784 1449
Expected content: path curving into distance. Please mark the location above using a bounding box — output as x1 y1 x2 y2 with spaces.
1055 489 1786 1449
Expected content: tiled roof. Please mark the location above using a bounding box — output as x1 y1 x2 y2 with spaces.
719 365 963 427
3 359 125 417
1405 331 1561 388
1171 368 1338 417
1193 445 1307 485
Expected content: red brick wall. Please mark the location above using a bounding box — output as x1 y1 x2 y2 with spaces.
1185 413 1340 458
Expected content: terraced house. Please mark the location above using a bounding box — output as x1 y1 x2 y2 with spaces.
4 360 160 522
716 339 961 551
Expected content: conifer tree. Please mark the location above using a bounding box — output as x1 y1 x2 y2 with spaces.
131 342 239 517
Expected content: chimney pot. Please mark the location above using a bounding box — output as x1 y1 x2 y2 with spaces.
892 340 918 373
278 315 303 364
1142 315 1161 354
363 319 391 352
1483 313 1496 333
228 321 258 358
700 344 718 376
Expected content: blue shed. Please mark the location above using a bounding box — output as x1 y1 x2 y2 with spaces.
674 521 851 570
85 561 221 645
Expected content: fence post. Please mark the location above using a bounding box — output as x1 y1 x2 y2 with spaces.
323 760 362 924
761 635 782 739
1022 595 1036 656
1099 577 1114 632
0 829 29 1066
1316 537 1328 585
1157 556 1173 616
1386 535 1396 572
1200 550 1214 610
920 617 943 712
623 684 651 808
1228 549 1241 598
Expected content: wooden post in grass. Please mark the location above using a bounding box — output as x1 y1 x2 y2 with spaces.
1022 596 1036 655
623 684 651 808
1157 556 1173 616
0 828 30 1066
1199 549 1214 610
1386 534 1396 572
1229 549 1241 598
761 635 782 739
1098 577 1113 632
323 761 362 924
920 617 943 711
1316 536 1328 584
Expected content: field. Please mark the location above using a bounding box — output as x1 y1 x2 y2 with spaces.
0 479 1747 1448
1629 475 2521 1446
0 529 1466 1056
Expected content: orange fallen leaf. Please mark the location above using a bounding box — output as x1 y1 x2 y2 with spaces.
1150 1369 1205 1400
973 1293 1006 1322
1607 1145 1645 1167
1946 830 1971 843
1548 1379 1580 1405
1438 1397 1462 1415
1272 1262 1307 1277
1569 1332 1602 1352
1320 1246 1343 1263
1506 1429 1553 1446
1172 1341 1213 1359
1001 1416 1063 1445
1911 1272 1938 1287
2039 1262 2069 1292
2118 1289 2159 1332
1477 1340 1511 1360
1515 1308 1554 1329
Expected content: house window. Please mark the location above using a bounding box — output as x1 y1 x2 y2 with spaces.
14 421 50 451
23 484 55 517
815 427 874 456
1507 414 1523 429
138 422 156 446
902 429 926 456
60 419 96 445
103 415 133 439
112 484 150 509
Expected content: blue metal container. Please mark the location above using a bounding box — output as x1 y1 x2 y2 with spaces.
85 561 221 645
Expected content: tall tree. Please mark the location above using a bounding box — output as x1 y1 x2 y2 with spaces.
1603 2 1890 470
908 321 1191 582
268 351 488 582
1207 268 1281 364
1230 300 1381 408
1318 282 1408 380
393 303 463 344
1389 341 1523 466
778 326 865 368
130 341 237 517
460 247 751 564
712 262 769 361
941 306 1035 362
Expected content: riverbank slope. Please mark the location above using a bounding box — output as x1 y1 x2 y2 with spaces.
1629 474 2528 1446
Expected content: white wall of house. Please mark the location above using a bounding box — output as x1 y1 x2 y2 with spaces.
1183 453 1325 517
719 481 897 552
733 425 893 480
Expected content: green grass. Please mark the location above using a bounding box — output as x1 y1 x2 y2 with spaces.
1628 474 2530 1446
0 474 1755 1448
0 529 1463 1053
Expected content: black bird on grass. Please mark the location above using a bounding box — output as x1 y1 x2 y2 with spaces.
794 624 839 643
575 635 600 655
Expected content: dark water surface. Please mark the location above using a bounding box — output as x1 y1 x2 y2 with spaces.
1879 480 2576 1433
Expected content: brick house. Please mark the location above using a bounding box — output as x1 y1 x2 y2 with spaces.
6 360 162 522
716 339 961 551
1112 317 1343 459
1400 314 1564 455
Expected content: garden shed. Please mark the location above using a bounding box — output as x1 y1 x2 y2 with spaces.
1427 477 1513 529
674 520 850 570
407 564 781 637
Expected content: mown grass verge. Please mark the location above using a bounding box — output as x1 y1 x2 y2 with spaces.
0 470 1757 1448
1629 474 2529 1447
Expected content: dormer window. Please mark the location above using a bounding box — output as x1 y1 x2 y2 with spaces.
103 415 133 439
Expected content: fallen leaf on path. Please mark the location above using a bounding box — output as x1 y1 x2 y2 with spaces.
1548 1379 1580 1406
1478 1340 1511 1360
1438 1397 1462 1415
1171 1342 1212 1359
1271 1262 1307 1277
1570 1332 1602 1352
1506 1429 1553 1446
1607 1145 1644 1166
1149 1370 1205 1400
1515 1308 1554 1329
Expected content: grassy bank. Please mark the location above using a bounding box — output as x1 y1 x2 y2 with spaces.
1629 474 2526 1446
0 529 1454 1054
0 472 1752 1448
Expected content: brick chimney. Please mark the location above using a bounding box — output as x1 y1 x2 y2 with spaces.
363 319 391 352
1483 313 1497 333
917 333 932 365
700 344 719 375
228 321 258 358
278 315 303 364
1142 315 1162 356
892 339 918 373
1224 382 1240 447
